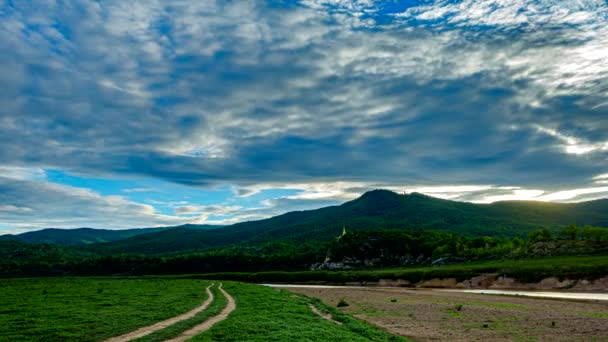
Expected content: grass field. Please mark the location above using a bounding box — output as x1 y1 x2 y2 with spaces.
0 278 407 341
191 282 408 341
0 278 211 341
185 255 608 284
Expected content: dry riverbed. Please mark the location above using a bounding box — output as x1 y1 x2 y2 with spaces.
287 286 608 341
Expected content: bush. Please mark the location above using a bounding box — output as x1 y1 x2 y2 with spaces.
337 299 349 307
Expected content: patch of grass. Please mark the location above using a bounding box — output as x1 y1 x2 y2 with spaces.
337 299 349 307
190 282 409 341
586 312 608 319
0 277 211 341
445 308 462 318
466 300 529 310
353 306 393 318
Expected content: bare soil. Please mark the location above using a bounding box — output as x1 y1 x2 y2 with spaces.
289 287 608 341
309 304 343 325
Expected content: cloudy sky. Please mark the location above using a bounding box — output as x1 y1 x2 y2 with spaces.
1 0 607 233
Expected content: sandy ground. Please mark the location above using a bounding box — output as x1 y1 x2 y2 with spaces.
106 283 216 342
288 287 608 341
165 283 236 342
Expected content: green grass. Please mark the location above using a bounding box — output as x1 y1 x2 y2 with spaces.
191 282 409 341
132 284 228 342
586 312 608 319
467 300 529 310
0 277 211 341
445 308 463 318
0 278 408 342
184 255 608 284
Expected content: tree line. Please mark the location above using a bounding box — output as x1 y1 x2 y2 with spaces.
1 224 607 277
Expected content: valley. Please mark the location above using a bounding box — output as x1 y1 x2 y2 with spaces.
3 191 608 341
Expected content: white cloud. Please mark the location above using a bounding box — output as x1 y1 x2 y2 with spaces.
175 205 241 216
593 173 608 180
535 186 608 202
400 0 607 27
0 176 188 231
534 125 608 155
0 205 33 213
0 166 46 181
475 189 546 203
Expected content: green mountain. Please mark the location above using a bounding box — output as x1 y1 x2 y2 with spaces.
89 190 608 254
1 225 222 246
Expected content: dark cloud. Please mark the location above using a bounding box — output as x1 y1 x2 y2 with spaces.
0 0 607 230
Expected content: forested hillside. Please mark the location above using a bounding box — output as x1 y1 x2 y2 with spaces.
1 224 222 246
87 190 608 254
3 190 608 277
2 224 608 277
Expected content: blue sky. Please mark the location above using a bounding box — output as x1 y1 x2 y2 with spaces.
1 0 607 233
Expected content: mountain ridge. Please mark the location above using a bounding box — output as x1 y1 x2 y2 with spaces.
4 190 608 254
1 224 222 246
86 190 608 254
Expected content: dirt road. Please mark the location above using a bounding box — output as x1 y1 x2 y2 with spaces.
106 283 216 342
164 283 236 342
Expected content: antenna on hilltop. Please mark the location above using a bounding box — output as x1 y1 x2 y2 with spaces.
337 223 347 241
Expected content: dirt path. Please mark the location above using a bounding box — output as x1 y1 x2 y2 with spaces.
106 283 216 342
164 283 236 342
309 304 342 325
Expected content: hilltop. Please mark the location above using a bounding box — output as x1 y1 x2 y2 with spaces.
83 190 608 254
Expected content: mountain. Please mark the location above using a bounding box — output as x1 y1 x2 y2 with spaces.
1 224 223 246
89 190 608 254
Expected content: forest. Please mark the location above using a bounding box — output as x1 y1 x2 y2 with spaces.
2 224 607 277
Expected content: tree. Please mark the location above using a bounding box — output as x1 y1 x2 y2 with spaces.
528 228 552 243
559 224 579 240
581 226 608 242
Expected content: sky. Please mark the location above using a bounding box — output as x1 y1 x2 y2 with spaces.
0 0 607 234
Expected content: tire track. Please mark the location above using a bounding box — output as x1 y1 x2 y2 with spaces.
164 283 236 342
106 283 215 342
309 304 342 325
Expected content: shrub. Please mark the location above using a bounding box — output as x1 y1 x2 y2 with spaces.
337 299 349 307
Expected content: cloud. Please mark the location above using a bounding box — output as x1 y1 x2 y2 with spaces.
399 0 607 27
534 125 608 155
0 176 187 232
0 166 46 181
535 186 608 202
0 0 607 229
174 204 240 216
593 174 608 181
0 205 34 213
